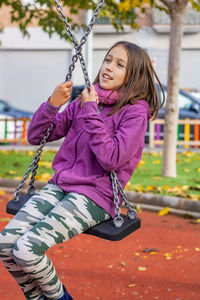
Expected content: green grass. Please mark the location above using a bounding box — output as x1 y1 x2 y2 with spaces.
129 150 200 199
0 149 199 199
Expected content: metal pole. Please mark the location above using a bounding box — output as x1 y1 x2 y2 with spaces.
85 9 93 82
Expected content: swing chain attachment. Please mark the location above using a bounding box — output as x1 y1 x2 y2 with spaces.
53 0 105 89
111 171 137 227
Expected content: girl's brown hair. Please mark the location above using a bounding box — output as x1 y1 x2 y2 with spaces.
93 41 165 120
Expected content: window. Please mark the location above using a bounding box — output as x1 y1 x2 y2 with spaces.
158 89 194 110
178 93 193 110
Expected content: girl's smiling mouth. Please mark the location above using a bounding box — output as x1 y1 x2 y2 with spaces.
103 73 113 80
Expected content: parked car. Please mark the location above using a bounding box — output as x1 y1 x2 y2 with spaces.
153 85 200 142
0 100 33 141
70 84 200 143
0 99 33 119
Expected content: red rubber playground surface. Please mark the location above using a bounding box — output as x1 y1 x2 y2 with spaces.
0 191 200 300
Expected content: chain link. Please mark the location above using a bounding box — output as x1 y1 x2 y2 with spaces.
53 0 104 89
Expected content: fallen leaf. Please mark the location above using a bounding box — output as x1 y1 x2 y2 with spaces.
120 261 126 266
137 160 146 167
138 267 146 271
152 176 162 181
38 161 52 168
158 207 170 216
0 190 6 195
0 217 11 222
153 160 160 164
131 184 146 193
128 283 136 288
147 185 156 191
125 181 131 190
8 170 17 175
136 205 142 213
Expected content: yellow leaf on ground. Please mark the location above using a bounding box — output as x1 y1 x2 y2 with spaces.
14 176 23 180
158 207 170 216
128 283 136 288
184 168 190 173
150 151 160 157
28 151 34 156
147 185 156 191
35 173 52 181
184 151 195 157
198 168 200 173
152 176 162 181
136 205 142 213
38 161 52 168
131 184 146 193
163 185 170 191
0 190 5 195
125 181 131 190
137 160 146 167
0 217 11 222
153 160 160 164
8 170 17 175
138 267 146 271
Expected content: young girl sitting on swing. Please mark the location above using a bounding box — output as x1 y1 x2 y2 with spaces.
0 41 164 300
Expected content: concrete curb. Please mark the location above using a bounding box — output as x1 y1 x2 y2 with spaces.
1 178 200 218
126 191 200 214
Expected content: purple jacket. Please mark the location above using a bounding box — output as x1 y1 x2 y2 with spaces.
27 99 150 218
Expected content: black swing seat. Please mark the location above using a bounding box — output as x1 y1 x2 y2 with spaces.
84 215 141 241
6 194 141 241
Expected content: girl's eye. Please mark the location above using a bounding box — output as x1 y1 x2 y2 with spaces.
118 63 124 67
105 58 110 62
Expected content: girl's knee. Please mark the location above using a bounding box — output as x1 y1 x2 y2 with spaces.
13 237 30 268
13 236 41 269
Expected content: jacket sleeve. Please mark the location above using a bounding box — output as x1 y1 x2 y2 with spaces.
27 100 76 145
79 101 148 172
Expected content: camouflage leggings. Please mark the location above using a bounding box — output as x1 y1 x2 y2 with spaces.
0 183 110 300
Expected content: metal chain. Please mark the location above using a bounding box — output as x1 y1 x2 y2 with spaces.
13 0 136 226
13 122 54 201
13 1 104 201
53 0 105 89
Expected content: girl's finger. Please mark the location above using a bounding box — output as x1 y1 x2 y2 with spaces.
64 81 73 87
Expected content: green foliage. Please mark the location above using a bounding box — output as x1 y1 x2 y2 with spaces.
0 0 144 39
1 0 199 39
191 0 200 11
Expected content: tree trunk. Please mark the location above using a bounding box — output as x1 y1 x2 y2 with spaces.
162 1 188 177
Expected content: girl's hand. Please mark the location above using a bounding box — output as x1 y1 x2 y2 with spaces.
81 85 99 107
49 81 73 107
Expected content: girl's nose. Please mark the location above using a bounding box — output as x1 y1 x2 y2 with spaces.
106 65 112 72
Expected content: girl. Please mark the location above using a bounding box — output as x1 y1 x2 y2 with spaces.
0 41 164 300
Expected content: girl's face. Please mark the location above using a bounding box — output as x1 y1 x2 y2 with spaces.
99 45 128 90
